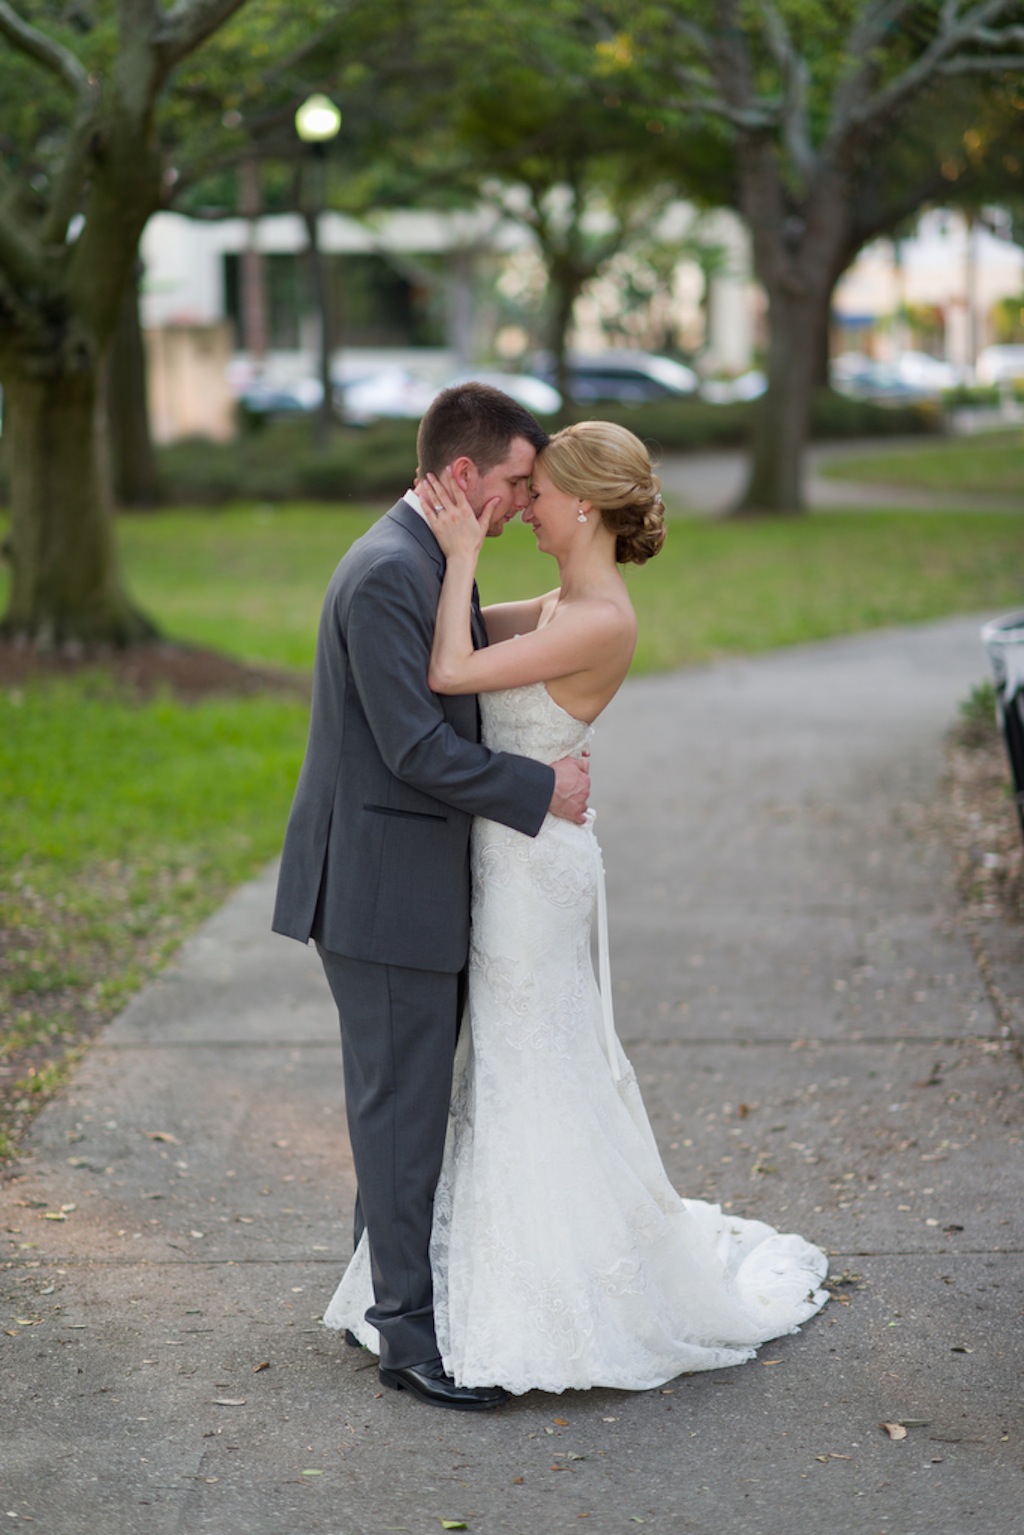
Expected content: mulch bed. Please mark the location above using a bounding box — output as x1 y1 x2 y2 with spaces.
945 716 1024 931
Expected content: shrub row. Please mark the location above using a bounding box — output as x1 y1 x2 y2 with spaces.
150 392 940 505
0 390 940 508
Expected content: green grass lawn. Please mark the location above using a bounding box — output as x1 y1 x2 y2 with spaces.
115 502 1024 674
820 429 1024 498
2 497 1023 1157
0 679 310 1156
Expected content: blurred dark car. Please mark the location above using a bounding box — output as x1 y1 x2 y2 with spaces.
237 378 324 417
535 350 699 404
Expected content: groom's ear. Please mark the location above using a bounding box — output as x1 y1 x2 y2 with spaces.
449 455 474 491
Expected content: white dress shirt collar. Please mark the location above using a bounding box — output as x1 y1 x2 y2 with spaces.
404 486 429 524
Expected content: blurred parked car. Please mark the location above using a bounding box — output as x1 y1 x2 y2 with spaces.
832 353 930 402
890 350 963 392
832 350 964 401
535 350 699 404
338 367 436 425
699 370 767 404
340 366 562 425
975 345 1024 387
441 369 561 416
238 377 324 416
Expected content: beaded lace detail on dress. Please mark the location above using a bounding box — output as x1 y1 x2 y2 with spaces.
324 682 828 1392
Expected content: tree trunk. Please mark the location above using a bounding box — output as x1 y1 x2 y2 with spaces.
1 361 158 648
730 139 851 516
546 261 583 419
107 261 160 508
736 279 830 514
813 312 831 390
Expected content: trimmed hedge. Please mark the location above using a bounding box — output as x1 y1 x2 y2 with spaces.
0 390 940 508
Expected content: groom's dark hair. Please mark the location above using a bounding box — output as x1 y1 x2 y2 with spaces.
417 381 549 477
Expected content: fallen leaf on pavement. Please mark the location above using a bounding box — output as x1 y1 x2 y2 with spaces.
880 1422 908 1441
212 1397 246 1407
144 1131 179 1143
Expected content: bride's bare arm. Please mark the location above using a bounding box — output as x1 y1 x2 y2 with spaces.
482 589 559 644
424 469 627 698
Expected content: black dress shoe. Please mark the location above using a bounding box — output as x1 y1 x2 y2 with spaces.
379 1359 509 1411
343 1329 364 1349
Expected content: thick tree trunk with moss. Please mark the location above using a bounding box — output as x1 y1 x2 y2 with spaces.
1 356 156 648
0 0 251 646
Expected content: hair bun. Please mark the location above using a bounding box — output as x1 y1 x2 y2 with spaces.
539 421 667 567
616 485 666 566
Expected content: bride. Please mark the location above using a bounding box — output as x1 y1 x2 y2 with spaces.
324 420 828 1394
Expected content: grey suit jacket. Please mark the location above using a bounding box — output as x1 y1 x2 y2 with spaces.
272 499 554 973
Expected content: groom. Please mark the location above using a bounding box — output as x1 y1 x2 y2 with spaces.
272 382 589 1410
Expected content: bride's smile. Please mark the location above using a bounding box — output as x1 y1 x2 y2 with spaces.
523 466 589 556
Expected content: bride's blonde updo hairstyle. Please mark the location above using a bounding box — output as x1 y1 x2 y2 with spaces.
539 421 666 565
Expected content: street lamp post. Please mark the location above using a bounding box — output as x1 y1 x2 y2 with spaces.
295 93 342 448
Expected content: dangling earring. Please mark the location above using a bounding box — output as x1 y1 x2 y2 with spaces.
577 505 588 524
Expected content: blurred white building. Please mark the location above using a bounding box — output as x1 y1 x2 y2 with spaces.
832 208 1024 368
138 201 757 438
138 201 1022 439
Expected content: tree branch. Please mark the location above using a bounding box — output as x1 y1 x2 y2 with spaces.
257 6 354 89
939 52 1024 72
848 0 1024 133
706 0 779 133
668 11 716 62
0 171 44 289
39 101 100 246
0 0 90 93
971 24 1024 44
826 0 916 146
682 94 777 129
154 0 252 72
755 0 814 184
665 63 776 130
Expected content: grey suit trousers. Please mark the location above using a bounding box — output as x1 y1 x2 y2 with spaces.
317 944 459 1370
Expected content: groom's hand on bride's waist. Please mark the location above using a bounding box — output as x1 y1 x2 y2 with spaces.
549 755 590 824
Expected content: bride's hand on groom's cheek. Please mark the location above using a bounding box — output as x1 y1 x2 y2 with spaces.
424 471 488 556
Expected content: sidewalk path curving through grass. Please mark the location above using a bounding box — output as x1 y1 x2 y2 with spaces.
659 435 1024 516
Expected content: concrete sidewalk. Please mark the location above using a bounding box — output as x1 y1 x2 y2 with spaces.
658 439 1024 515
2 616 1022 1535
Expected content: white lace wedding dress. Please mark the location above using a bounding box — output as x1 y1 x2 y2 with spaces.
324 681 829 1393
